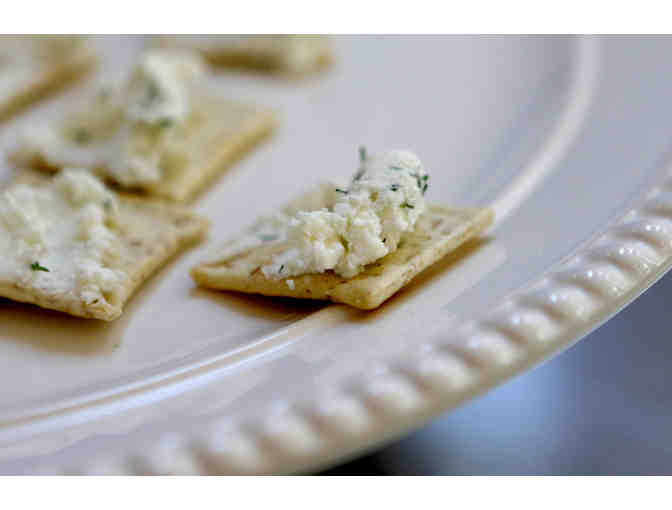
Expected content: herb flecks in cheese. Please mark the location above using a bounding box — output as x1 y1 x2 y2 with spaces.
0 169 123 306
17 51 206 189
126 51 204 126
30 261 49 272
262 149 430 279
110 50 205 187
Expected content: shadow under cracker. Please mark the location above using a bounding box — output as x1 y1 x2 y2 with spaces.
0 228 205 356
190 285 325 320
0 298 129 356
338 237 495 323
190 237 494 324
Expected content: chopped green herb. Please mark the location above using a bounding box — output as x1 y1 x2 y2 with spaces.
144 83 160 106
158 118 174 128
411 172 424 191
382 238 386 243
389 165 402 171
258 234 278 242
73 128 91 144
353 168 365 182
359 145 366 162
279 264 285 273
335 188 349 194
30 261 49 272
390 184 400 192
401 202 415 209
420 174 429 194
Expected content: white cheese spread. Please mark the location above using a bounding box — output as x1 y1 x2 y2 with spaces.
17 50 205 188
0 169 123 305
125 51 204 125
262 149 429 279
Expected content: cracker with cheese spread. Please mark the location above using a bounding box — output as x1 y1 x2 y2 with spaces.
191 150 493 310
0 169 208 320
0 36 96 121
12 50 276 202
153 35 331 77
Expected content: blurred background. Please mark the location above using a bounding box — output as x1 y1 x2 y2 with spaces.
322 270 672 475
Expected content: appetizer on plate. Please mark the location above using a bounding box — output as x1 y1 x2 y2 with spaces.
192 149 493 309
154 35 331 77
13 50 276 202
0 35 96 120
0 169 208 320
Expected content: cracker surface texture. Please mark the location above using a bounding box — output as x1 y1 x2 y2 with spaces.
0 174 208 320
12 53 276 202
0 36 96 121
192 186 493 310
154 35 331 76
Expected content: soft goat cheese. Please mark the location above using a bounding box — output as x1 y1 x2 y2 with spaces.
0 169 123 305
125 50 205 125
17 50 205 188
262 149 429 279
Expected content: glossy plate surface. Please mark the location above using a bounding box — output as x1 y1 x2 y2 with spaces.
2 35 672 474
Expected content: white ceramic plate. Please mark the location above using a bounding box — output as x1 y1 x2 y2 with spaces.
2 35 672 474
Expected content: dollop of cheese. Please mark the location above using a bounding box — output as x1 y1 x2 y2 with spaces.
0 169 123 305
125 51 205 125
263 149 429 279
17 50 205 188
55 167 115 206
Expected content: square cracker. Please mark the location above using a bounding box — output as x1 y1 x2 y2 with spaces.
0 188 209 321
191 187 494 310
0 40 96 121
14 94 277 203
153 35 331 77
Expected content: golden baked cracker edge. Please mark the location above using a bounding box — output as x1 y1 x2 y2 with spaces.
153 36 332 78
12 100 277 204
0 48 97 122
0 195 208 320
191 196 493 310
157 108 277 202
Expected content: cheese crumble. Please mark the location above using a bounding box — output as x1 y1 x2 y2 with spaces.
0 169 123 306
262 149 429 279
16 50 206 188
